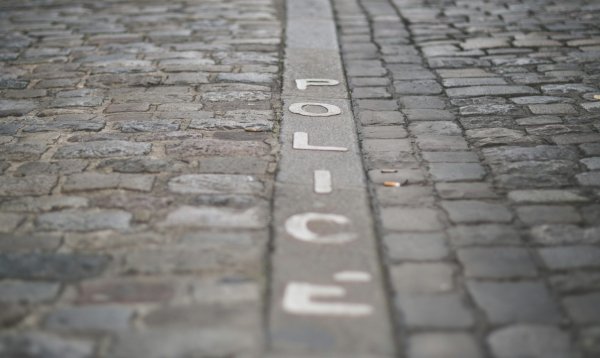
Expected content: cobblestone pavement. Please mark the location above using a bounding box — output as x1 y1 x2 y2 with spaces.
332 0 600 357
0 0 281 356
2 0 600 357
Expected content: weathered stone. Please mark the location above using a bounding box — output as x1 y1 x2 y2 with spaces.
446 85 537 97
202 91 271 102
530 225 600 245
516 205 581 225
161 205 268 229
168 174 263 195
396 293 474 328
441 200 513 224
384 233 449 261
409 333 481 358
508 190 588 203
189 110 274 131
36 209 132 231
488 325 575 358
15 160 88 177
63 173 155 192
166 139 270 158
45 305 133 332
381 207 445 231
436 182 497 199
0 281 60 303
0 196 88 212
0 175 57 196
429 163 486 182
0 332 94 358
391 263 455 293
458 247 537 279
563 293 600 324
467 281 562 324
0 213 26 233
539 246 600 270
0 99 37 117
97 158 182 173
0 253 109 281
54 141 151 159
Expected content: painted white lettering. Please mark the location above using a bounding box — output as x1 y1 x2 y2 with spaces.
293 132 348 152
334 271 372 282
289 102 341 117
295 78 340 90
285 212 356 244
314 170 332 194
283 282 373 316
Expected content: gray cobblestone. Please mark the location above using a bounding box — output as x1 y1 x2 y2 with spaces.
467 281 562 324
488 325 575 358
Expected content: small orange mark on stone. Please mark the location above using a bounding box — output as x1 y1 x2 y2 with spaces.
383 181 401 187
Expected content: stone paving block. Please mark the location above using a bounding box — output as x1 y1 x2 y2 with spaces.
361 126 408 139
0 213 26 233
161 205 269 229
408 332 482 358
516 205 582 225
488 325 576 358
429 163 486 182
563 293 600 324
529 103 578 115
396 293 475 328
394 80 442 95
446 85 538 97
415 135 469 151
168 174 263 195
376 186 435 206
53 140 151 159
508 190 589 203
422 151 479 162
436 182 497 199
45 305 133 332
576 172 600 186
390 262 455 294
381 207 445 232
457 247 537 279
0 175 57 196
538 246 600 270
63 173 155 192
359 111 406 125
109 329 258 358
0 281 60 303
441 200 513 224
409 121 461 135
384 232 449 261
399 96 446 109
467 281 562 324
0 253 109 281
404 109 455 121
36 209 132 232
0 332 94 358
77 277 176 304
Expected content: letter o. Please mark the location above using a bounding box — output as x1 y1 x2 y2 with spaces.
289 102 341 117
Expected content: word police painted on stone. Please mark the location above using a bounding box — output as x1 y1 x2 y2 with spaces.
282 78 373 317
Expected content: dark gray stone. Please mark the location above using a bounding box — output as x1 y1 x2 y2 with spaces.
0 253 109 281
467 281 562 324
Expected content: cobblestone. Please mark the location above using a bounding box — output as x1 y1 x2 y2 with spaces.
2 0 600 355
